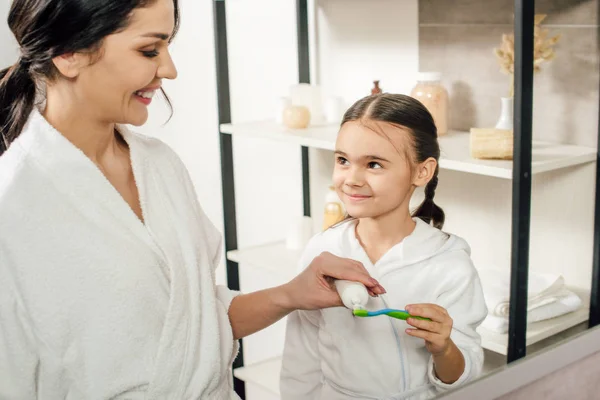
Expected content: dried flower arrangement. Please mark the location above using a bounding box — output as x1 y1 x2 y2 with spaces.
494 14 560 97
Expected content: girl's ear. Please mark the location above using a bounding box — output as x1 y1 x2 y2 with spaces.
413 157 437 187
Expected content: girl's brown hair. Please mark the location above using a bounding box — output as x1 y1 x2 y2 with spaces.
340 93 444 229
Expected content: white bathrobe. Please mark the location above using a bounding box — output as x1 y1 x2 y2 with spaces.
280 218 488 400
0 109 240 399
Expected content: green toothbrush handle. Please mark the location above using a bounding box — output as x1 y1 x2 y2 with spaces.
386 311 431 321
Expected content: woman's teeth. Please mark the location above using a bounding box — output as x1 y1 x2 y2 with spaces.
135 91 155 99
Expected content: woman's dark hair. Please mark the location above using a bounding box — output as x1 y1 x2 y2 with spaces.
341 93 445 229
0 0 180 155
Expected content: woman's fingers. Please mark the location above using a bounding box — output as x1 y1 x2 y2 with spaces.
316 252 386 295
289 251 388 311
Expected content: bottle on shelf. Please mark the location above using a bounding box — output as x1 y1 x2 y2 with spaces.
322 185 345 231
371 80 382 95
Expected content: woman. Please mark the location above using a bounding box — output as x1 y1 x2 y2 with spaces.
0 0 385 398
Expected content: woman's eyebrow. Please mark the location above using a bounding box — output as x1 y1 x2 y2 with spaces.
141 32 170 40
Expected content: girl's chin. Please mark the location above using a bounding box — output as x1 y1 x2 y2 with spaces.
344 205 377 219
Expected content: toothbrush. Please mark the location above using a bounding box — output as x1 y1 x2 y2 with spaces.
353 308 431 321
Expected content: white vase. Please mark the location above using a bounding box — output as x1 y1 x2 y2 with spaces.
275 96 291 124
324 96 344 124
286 216 313 250
495 96 513 130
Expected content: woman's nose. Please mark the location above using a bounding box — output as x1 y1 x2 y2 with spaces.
158 50 178 80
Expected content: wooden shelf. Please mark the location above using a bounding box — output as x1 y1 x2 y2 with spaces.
233 356 282 396
221 121 596 179
228 242 590 355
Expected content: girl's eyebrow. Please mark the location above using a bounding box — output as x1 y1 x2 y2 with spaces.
335 150 390 163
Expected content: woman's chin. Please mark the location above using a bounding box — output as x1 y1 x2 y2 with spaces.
126 111 149 126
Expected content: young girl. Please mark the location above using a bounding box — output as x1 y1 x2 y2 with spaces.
280 94 488 399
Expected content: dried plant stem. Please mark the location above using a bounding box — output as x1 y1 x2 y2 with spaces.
494 14 560 97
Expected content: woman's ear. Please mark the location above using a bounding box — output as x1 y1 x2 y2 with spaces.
52 53 89 79
413 157 437 188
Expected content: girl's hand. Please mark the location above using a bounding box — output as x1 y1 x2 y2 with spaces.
283 251 386 310
404 303 453 356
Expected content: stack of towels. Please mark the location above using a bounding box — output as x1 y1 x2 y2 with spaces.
478 268 582 334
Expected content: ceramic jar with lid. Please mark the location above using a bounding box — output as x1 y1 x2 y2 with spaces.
410 72 449 136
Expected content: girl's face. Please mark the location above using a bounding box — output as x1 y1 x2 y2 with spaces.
333 120 433 220
51 0 177 126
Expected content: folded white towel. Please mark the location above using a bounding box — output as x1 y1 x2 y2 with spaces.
478 268 566 317
479 288 583 334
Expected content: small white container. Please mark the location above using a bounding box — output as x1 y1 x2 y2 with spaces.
325 96 345 124
276 96 291 124
290 83 324 125
286 216 313 250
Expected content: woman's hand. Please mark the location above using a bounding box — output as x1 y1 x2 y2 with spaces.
404 303 453 356
282 251 386 311
228 252 385 340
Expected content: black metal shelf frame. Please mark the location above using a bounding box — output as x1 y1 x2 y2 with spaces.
212 0 600 397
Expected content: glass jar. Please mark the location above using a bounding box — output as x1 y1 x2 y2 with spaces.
410 72 449 136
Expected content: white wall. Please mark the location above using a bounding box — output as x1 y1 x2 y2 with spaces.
0 0 18 67
314 0 419 104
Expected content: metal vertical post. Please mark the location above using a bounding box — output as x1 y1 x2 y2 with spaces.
213 1 245 397
589 14 600 325
507 0 535 363
590 150 600 328
297 0 312 217
589 0 600 329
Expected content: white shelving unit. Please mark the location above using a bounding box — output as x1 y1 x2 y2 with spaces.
221 121 596 179
227 242 302 280
233 356 283 397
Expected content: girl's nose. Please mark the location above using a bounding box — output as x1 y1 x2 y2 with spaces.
345 167 365 187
